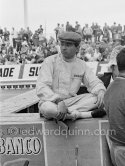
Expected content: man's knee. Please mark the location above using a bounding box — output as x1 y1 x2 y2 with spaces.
39 101 58 119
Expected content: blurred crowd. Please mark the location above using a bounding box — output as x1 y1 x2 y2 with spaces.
0 25 59 65
0 22 125 65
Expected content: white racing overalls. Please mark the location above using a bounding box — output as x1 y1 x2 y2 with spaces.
36 53 106 119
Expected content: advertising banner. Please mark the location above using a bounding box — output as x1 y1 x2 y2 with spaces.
22 64 41 80
0 122 46 166
0 62 111 85
0 65 21 81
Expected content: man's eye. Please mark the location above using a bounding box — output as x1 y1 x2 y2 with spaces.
66 43 72 47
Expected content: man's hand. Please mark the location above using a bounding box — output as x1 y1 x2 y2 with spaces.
69 92 77 97
96 90 105 108
55 94 71 104
55 95 64 104
56 101 68 121
48 94 64 103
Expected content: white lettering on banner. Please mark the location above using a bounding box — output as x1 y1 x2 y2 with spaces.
0 68 14 77
0 137 42 155
1 123 45 166
23 64 41 80
0 65 21 81
29 67 40 76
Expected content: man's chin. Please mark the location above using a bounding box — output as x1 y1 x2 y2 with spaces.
62 54 71 59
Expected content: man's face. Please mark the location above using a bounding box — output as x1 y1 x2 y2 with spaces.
10 55 15 62
60 41 79 59
80 48 86 55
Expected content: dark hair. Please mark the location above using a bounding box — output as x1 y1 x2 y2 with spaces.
116 48 125 71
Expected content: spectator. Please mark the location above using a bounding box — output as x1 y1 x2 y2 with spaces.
75 21 79 31
117 24 122 35
11 27 18 48
84 46 95 62
22 30 29 42
26 27 33 42
1 48 7 58
38 31 47 46
93 23 99 42
32 30 39 46
66 21 74 32
0 22 124 65
3 27 10 41
111 22 118 40
77 43 88 60
19 43 29 63
7 54 18 65
6 41 13 55
18 28 25 39
30 48 43 64
108 34 125 79
54 23 61 42
76 24 82 36
15 33 22 52
91 22 96 36
93 45 102 61
96 26 103 42
38 25 43 34
0 27 3 39
36 45 45 62
83 24 93 42
60 24 65 34
103 23 110 33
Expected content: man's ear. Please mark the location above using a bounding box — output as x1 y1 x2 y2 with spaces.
111 65 119 80
76 45 80 54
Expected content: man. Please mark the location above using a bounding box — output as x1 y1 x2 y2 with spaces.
83 24 93 42
26 27 33 42
108 34 125 79
54 23 61 42
0 26 3 39
38 25 43 34
36 31 106 121
11 27 18 48
111 22 118 40
104 48 125 166
3 27 10 41
66 22 74 32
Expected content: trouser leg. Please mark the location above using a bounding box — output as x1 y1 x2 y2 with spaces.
39 101 58 119
64 93 98 120
39 101 68 120
39 93 98 120
64 93 98 113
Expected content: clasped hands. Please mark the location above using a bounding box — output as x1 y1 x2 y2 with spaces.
51 93 76 120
